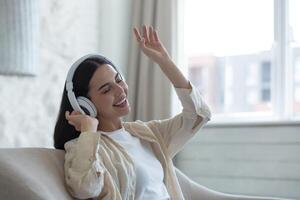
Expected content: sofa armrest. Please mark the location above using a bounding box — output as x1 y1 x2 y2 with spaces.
174 167 294 200
0 148 74 200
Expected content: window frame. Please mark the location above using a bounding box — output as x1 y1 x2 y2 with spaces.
175 0 300 126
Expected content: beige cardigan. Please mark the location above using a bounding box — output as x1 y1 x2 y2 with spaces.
64 83 211 200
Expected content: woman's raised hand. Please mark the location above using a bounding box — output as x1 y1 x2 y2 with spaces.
133 25 171 65
65 111 99 133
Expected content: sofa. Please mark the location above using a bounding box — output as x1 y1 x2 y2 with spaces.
0 148 293 200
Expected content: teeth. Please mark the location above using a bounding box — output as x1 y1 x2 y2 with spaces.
114 98 126 106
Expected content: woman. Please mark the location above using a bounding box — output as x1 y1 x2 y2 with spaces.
54 25 211 200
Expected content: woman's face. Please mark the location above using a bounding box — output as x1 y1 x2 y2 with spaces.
87 64 130 120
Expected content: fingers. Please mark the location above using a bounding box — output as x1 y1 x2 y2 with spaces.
133 27 142 42
71 110 81 115
149 26 156 43
133 27 146 48
65 111 74 124
142 25 150 44
65 111 70 120
133 27 147 49
65 111 81 131
134 25 159 44
65 111 76 119
153 29 159 42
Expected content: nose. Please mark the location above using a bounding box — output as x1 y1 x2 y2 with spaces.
114 83 125 96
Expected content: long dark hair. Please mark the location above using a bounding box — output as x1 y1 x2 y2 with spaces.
54 56 118 150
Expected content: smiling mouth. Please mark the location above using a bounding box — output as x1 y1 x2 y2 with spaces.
113 98 127 107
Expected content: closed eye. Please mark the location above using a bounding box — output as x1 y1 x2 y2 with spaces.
103 87 111 93
101 73 123 94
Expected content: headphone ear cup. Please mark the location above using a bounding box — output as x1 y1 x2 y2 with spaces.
76 96 97 118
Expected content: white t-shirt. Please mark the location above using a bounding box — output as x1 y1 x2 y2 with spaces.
101 127 170 200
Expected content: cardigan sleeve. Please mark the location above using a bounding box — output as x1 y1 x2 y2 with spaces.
146 81 211 158
64 131 105 199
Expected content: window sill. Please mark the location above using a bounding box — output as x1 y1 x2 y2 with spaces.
205 118 300 128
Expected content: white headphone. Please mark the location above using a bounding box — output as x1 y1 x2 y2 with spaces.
65 54 114 118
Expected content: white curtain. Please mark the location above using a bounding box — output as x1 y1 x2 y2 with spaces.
124 0 179 122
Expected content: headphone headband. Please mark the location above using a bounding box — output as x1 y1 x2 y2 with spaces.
66 54 112 90
65 54 114 117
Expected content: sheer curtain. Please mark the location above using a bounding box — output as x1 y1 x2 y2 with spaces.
124 0 179 122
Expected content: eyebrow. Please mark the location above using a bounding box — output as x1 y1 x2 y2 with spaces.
97 73 119 91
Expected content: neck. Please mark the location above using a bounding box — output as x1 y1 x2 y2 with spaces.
97 117 123 132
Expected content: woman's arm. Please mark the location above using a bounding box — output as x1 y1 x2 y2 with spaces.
134 25 211 158
64 111 104 199
133 25 191 89
146 83 211 158
64 132 104 199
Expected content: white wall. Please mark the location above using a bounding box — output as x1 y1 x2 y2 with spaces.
0 0 132 148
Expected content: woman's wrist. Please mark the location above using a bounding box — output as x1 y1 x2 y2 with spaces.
157 57 191 89
81 117 98 132
157 55 172 66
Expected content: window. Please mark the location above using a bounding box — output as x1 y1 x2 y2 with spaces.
261 61 271 102
182 0 300 122
290 0 300 114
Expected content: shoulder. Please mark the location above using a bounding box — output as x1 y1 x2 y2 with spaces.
123 120 148 129
123 120 158 137
64 137 78 151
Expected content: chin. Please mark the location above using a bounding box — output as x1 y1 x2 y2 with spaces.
122 107 131 116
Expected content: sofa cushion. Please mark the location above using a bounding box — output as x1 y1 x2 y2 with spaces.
0 148 74 200
0 148 289 200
